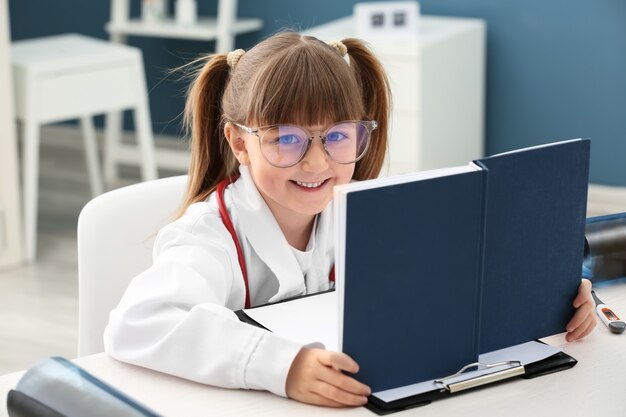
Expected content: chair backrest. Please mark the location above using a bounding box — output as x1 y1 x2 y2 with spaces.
77 175 188 356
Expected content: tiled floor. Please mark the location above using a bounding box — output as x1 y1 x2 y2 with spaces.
0 234 78 373
1 127 625 374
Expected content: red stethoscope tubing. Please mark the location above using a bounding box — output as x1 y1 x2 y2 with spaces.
215 175 334 309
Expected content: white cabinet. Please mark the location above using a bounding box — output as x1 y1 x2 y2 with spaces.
304 15 486 176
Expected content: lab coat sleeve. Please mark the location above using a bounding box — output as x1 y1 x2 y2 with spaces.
103 209 303 397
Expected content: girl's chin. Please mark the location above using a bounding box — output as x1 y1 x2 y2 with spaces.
290 198 332 217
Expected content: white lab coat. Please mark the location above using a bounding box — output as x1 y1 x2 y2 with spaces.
104 166 334 397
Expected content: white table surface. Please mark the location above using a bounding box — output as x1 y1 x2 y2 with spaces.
2 282 625 417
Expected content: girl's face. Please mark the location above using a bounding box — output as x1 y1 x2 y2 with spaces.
226 122 356 220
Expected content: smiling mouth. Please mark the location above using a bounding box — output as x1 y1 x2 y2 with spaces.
292 179 329 189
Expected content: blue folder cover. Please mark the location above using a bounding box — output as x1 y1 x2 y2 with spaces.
339 138 590 393
342 170 486 392
475 139 590 352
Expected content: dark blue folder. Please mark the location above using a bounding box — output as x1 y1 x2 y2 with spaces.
339 139 590 394
342 169 486 392
475 139 589 353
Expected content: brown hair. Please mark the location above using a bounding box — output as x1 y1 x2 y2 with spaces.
178 32 391 216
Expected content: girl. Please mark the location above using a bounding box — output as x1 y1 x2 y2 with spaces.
104 32 597 408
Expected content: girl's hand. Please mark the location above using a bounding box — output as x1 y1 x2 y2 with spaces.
286 348 371 407
565 278 597 342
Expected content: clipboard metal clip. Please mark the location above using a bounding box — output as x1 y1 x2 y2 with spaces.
434 360 525 393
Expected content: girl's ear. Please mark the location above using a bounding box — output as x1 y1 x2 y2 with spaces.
224 123 250 165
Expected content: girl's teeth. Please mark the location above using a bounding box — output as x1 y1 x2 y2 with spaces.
296 180 324 188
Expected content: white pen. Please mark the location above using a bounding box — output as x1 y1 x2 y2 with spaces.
591 290 626 334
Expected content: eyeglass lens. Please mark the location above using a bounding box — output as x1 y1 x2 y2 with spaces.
260 122 370 167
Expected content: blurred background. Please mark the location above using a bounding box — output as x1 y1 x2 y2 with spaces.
1 0 625 374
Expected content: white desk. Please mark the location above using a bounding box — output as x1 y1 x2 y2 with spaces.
2 283 626 417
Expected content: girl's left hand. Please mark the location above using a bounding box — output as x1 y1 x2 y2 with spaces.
565 278 597 342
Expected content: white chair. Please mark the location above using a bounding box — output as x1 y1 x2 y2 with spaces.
11 33 159 261
77 175 188 357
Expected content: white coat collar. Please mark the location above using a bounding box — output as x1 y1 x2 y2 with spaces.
230 166 328 302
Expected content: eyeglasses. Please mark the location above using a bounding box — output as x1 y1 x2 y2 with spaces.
234 120 377 168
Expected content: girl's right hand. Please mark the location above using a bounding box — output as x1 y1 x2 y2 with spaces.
285 347 371 407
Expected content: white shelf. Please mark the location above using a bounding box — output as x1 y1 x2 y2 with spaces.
102 0 262 179
105 17 263 41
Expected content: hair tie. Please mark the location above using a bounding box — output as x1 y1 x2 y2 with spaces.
327 40 347 57
227 49 245 69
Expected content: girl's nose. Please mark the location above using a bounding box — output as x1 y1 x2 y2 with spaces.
301 137 329 172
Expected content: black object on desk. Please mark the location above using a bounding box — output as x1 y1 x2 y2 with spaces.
6 390 66 417
6 357 160 417
584 212 626 282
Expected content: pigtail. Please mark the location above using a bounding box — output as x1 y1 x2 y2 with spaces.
342 38 392 180
177 53 237 217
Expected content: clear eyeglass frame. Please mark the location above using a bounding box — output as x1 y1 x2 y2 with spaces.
233 120 378 168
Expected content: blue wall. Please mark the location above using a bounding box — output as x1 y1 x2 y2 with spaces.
417 0 626 186
9 0 626 185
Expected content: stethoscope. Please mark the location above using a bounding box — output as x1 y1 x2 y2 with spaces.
215 175 334 309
